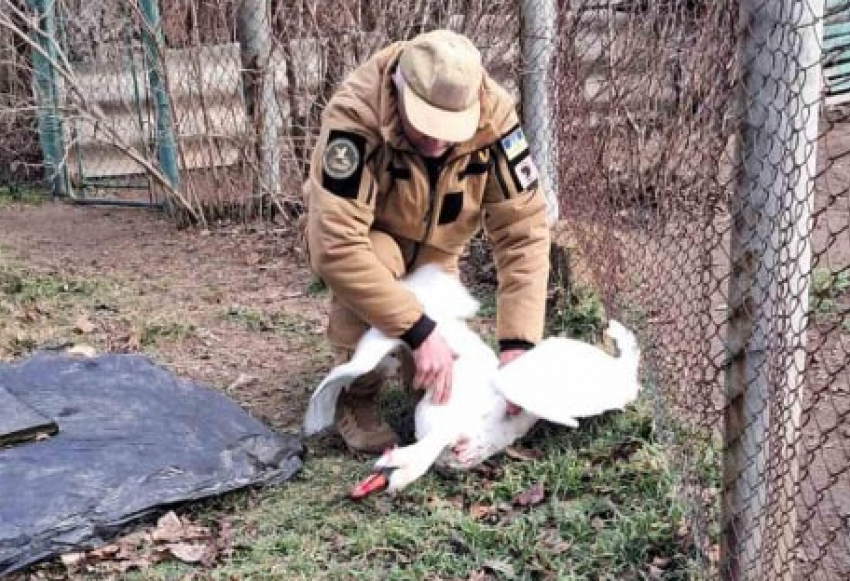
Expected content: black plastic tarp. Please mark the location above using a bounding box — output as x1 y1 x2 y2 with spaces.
0 352 302 575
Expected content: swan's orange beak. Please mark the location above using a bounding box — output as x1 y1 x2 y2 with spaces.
350 468 392 500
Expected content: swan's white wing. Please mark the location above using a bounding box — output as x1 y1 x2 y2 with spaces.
303 330 402 435
493 333 640 428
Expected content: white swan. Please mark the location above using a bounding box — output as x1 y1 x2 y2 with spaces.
302 265 641 497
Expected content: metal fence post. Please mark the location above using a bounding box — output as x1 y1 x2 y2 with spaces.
723 1 823 579
520 0 559 225
237 0 281 209
27 0 68 197
772 2 823 577
138 0 180 201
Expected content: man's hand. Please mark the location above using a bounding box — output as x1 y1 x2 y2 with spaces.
412 330 455 405
499 349 527 416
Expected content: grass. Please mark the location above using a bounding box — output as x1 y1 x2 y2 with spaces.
0 262 115 357
114 403 700 581
224 306 314 336
137 320 195 347
0 184 47 206
118 283 703 580
547 284 607 343
812 266 850 315
2 253 712 579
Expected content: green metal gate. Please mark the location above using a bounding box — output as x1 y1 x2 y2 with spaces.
29 0 179 208
826 0 850 103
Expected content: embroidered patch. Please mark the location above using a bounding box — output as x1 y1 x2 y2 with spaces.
323 136 360 179
321 130 367 199
500 126 529 161
512 155 539 190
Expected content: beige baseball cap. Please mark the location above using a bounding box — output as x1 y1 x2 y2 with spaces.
398 30 484 143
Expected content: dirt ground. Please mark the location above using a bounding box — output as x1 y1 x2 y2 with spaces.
0 203 329 434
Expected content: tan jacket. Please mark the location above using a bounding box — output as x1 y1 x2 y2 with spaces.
304 41 550 350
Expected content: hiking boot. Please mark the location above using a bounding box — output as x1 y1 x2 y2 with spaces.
335 388 400 453
332 347 399 453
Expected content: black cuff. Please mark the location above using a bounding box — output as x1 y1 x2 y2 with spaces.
498 339 535 353
401 314 436 350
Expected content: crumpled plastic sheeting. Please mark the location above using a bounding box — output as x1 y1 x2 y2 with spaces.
0 353 302 575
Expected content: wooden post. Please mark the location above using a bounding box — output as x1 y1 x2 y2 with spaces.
723 1 823 579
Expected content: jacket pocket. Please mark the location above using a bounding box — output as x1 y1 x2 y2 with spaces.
438 191 463 225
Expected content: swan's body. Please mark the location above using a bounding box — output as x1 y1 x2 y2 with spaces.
303 265 640 495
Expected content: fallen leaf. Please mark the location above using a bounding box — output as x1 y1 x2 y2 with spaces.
227 373 258 392
505 445 544 461
426 495 464 511
67 344 97 357
651 556 671 569
153 511 184 543
513 482 546 507
538 528 571 554
591 516 605 531
114 531 153 559
466 571 496 581
469 503 492 520
116 557 157 572
60 552 86 568
245 252 262 266
88 543 120 559
168 542 208 563
482 559 516 579
496 502 514 512
708 544 721 564
74 315 96 334
21 308 40 322
216 519 235 557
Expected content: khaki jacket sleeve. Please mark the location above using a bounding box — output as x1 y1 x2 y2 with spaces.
482 112 551 348
305 119 434 347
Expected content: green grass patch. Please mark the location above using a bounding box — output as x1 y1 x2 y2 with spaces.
473 286 497 319
224 306 316 338
547 284 606 343
0 263 119 358
306 277 328 297
120 403 700 580
138 320 195 347
0 184 47 206
0 267 101 302
812 266 850 315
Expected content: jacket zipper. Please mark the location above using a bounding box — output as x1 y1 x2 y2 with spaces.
407 156 442 269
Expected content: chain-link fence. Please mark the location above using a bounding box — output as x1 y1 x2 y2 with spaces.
2 0 850 578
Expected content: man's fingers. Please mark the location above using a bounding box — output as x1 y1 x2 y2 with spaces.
431 368 449 405
413 365 432 391
444 363 453 402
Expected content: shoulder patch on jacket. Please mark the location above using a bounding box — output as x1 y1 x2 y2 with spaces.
498 124 529 161
494 124 539 193
322 130 367 199
512 155 539 191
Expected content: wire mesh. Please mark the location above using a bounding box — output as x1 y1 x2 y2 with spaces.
1 0 849 578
